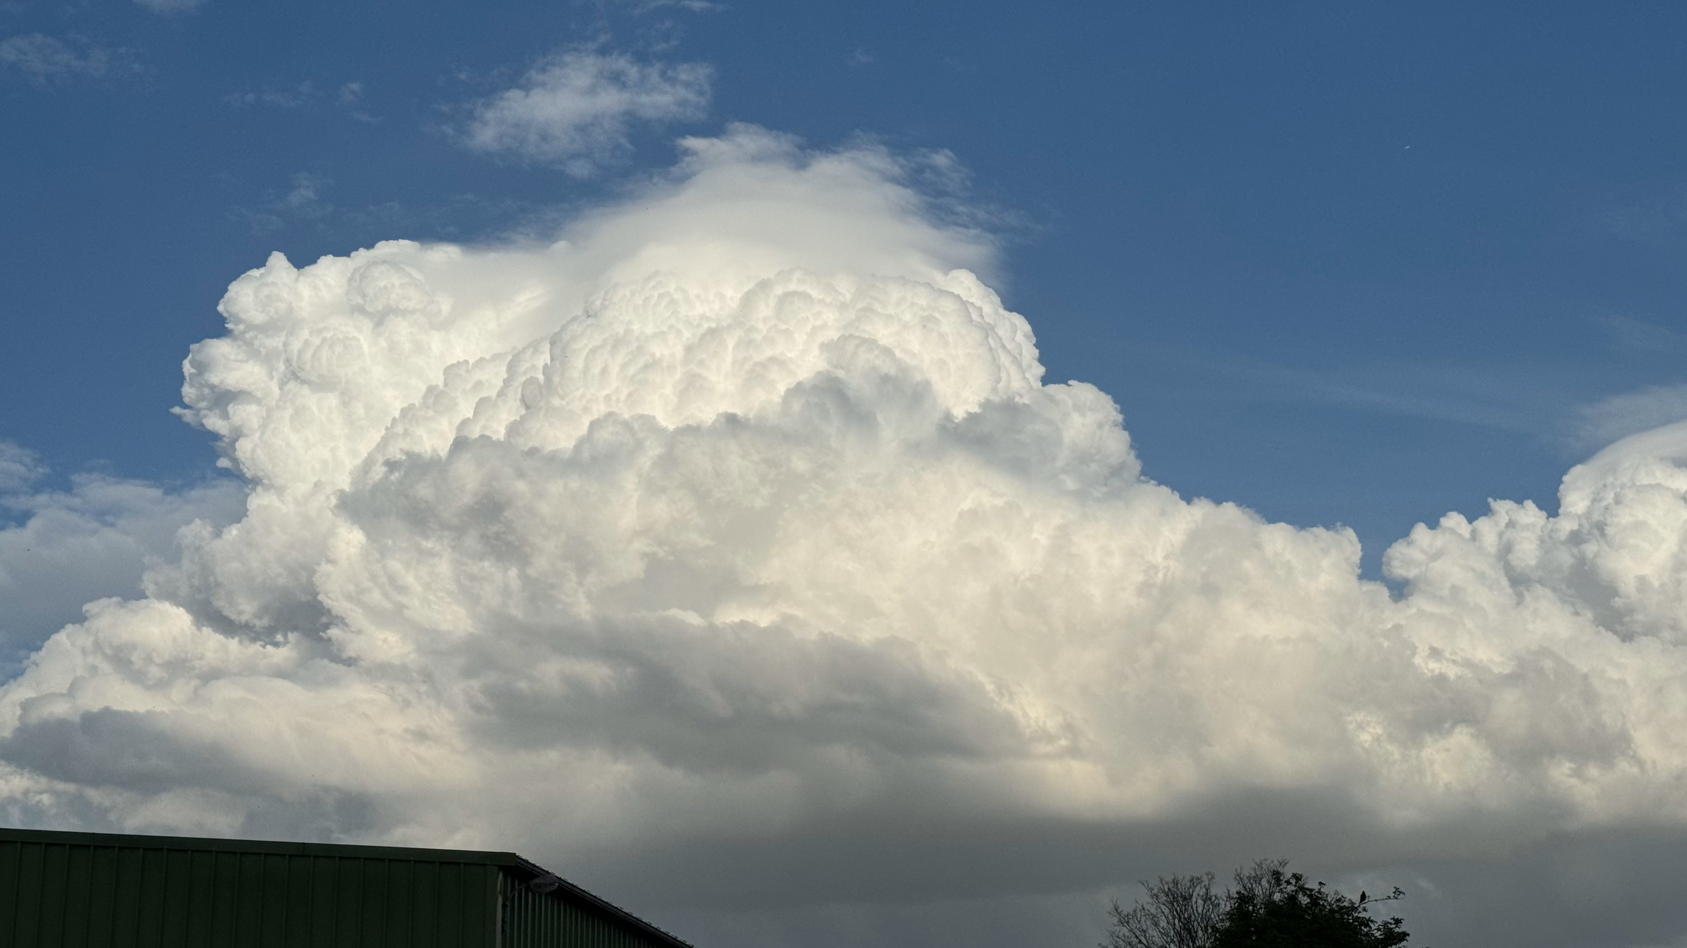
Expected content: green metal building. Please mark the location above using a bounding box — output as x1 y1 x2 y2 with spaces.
0 827 692 948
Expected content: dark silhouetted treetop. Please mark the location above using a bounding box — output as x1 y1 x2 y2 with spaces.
1212 864 1409 948
1103 860 1414 948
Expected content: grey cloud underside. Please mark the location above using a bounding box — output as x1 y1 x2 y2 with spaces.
1 128 1685 947
650 823 1687 948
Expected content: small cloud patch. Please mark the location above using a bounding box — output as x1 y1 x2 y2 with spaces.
459 49 711 175
0 33 139 85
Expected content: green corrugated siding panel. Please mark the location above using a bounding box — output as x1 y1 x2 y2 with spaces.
0 838 499 948
496 877 672 948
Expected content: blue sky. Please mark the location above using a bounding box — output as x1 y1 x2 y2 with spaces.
7 1 1685 569
6 4 1687 947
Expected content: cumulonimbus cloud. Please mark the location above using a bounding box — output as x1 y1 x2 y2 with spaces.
2 125 1686 945
461 49 711 175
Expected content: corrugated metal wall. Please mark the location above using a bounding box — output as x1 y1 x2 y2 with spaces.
0 836 500 948
496 877 670 948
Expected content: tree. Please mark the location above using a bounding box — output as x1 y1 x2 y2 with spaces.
1101 860 1413 948
1212 865 1409 948
1103 871 1225 948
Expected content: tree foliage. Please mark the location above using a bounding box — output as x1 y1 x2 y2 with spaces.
1212 864 1410 948
1104 871 1225 948
1102 860 1413 948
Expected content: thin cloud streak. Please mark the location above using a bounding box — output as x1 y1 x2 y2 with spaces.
133 0 207 14
1567 382 1687 453
1139 343 1569 435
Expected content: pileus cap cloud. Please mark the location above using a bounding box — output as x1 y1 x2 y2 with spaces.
2 126 1686 942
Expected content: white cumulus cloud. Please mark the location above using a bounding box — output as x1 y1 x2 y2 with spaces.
461 50 711 175
3 127 1687 946
0 447 245 669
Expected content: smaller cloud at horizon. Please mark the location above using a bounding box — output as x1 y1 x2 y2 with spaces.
0 33 138 85
460 49 711 176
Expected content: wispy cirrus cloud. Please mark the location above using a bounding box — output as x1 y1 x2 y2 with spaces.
1143 344 1569 434
133 0 208 14
0 33 139 84
1580 180 1687 243
223 80 318 110
459 49 711 175
1567 382 1687 453
234 171 334 234
614 0 723 13
223 79 375 121
1595 312 1687 355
